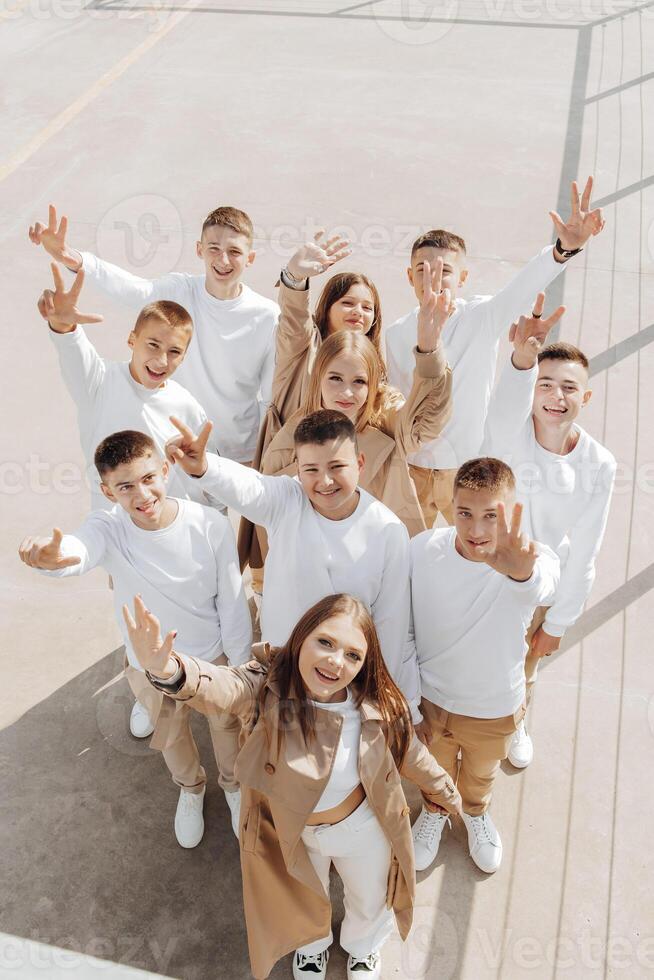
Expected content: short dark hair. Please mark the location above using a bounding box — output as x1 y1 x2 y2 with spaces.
454 457 515 495
538 341 589 371
132 300 193 339
411 229 467 259
94 430 159 479
294 410 358 452
201 206 254 245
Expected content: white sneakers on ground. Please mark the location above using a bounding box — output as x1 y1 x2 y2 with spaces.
129 700 155 739
174 786 206 848
411 807 450 871
224 788 241 838
347 952 381 978
508 720 534 768
293 949 329 979
462 811 503 873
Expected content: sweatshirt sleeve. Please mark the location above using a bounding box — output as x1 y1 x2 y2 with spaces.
400 735 462 815
38 514 109 578
506 544 561 607
381 346 452 455
196 454 295 531
543 458 616 636
79 251 191 310
49 325 106 416
480 246 566 342
482 359 537 455
210 517 253 665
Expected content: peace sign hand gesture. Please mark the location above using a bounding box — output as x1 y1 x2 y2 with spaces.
509 292 566 369
37 264 103 333
286 229 351 281
28 204 83 272
550 176 605 253
165 417 214 477
476 502 538 583
18 527 81 571
416 259 452 353
122 595 178 678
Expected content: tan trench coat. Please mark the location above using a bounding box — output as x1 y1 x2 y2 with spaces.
237 282 452 569
150 648 461 979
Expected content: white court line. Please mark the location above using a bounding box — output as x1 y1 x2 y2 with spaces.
0 0 195 184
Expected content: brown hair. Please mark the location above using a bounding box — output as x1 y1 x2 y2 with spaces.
454 456 516 495
201 205 254 245
411 229 467 259
313 272 382 353
94 430 158 478
260 594 412 768
303 331 403 432
293 409 358 451
132 300 193 340
538 341 589 371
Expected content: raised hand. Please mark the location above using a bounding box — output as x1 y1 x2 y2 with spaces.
476 502 537 582
122 595 178 678
37 264 103 333
416 258 452 353
28 205 83 271
550 176 605 253
286 229 351 281
165 417 214 477
18 527 81 571
509 292 566 369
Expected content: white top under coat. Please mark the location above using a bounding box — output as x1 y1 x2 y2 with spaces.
310 690 362 814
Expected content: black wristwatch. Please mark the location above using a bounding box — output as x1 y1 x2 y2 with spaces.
555 238 583 259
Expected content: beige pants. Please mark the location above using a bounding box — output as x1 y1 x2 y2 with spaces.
409 465 456 528
126 654 241 795
524 605 549 705
421 698 526 815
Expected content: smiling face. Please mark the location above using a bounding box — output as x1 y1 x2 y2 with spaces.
128 318 191 389
99 451 174 529
320 351 369 422
196 225 255 298
453 485 514 562
298 612 368 703
409 246 468 304
296 437 364 520
326 283 376 336
533 358 591 431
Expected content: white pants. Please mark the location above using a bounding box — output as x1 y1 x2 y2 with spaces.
298 800 395 959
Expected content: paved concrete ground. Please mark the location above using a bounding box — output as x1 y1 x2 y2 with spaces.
1 1 653 978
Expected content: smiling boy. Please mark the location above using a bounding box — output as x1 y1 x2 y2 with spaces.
30 204 279 464
165 409 418 713
18 430 252 848
482 312 616 767
38 264 212 512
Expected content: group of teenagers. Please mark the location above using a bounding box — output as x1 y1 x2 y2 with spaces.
20 178 615 980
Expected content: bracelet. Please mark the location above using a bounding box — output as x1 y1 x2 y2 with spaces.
280 267 308 290
554 238 583 259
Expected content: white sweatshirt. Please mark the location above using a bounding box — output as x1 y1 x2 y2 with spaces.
385 246 566 469
409 527 560 718
50 325 212 512
78 251 280 462
41 498 252 670
194 456 416 708
482 360 616 636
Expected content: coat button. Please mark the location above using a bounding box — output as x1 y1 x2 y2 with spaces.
401 805 410 817
264 762 275 775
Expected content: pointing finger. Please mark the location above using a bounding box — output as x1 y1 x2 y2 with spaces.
531 292 545 318
196 420 214 452
509 502 523 537
51 263 65 294
122 603 137 633
543 305 566 329
69 268 85 302
48 204 57 232
51 527 63 548
58 213 68 240
570 180 580 216
169 415 194 441
580 175 593 212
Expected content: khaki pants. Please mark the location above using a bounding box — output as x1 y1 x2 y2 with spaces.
421 698 525 815
524 605 549 705
409 465 456 528
125 654 241 795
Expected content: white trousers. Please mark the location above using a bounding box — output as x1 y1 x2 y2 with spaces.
298 800 395 959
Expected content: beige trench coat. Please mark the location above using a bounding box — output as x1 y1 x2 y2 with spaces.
150 649 461 979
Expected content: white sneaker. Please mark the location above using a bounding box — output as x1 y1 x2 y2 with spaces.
174 787 205 848
293 949 329 979
508 720 533 768
347 952 381 979
129 700 154 739
412 807 450 871
462 811 502 873
224 788 241 838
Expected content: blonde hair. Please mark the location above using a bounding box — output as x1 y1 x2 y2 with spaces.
303 331 402 432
